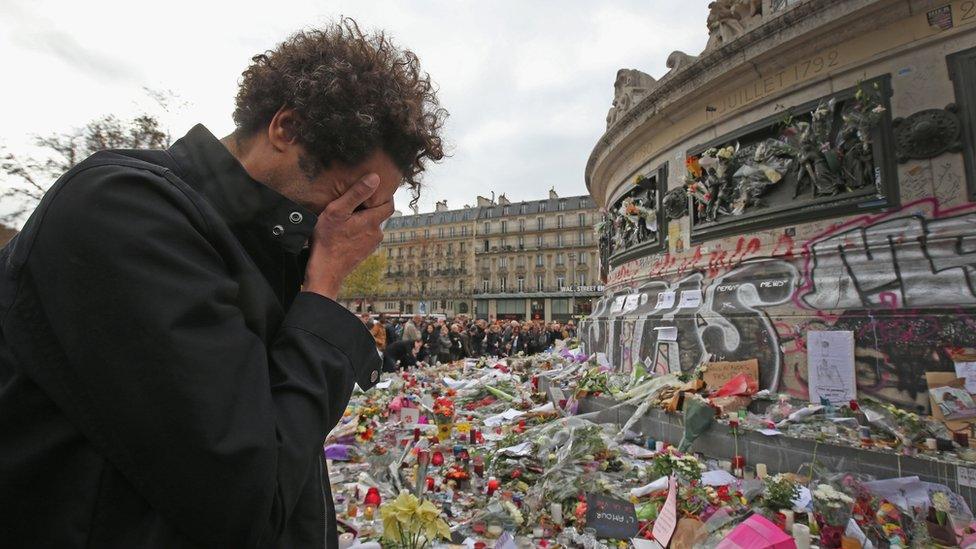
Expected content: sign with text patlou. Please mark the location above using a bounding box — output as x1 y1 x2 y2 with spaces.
702 359 760 391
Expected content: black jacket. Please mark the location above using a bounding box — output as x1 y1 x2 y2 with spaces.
0 125 382 548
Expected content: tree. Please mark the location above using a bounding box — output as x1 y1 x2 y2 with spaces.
339 254 387 305
1 90 179 225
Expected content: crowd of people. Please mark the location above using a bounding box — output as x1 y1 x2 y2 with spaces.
359 313 577 372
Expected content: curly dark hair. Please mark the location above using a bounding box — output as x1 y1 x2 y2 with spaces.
233 18 446 205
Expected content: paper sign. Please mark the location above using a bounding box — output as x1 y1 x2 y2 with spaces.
958 467 976 488
655 291 676 310
498 442 534 457
702 359 759 390
611 296 626 313
678 290 702 309
654 326 678 342
631 539 662 549
702 470 737 486
927 5 953 30
651 476 678 546
586 492 639 540
494 531 517 549
807 331 856 405
758 429 784 436
374 379 392 390
955 362 976 393
548 386 566 409
400 407 420 425
624 294 640 312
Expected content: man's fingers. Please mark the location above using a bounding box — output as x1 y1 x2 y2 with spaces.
326 173 381 218
358 199 396 226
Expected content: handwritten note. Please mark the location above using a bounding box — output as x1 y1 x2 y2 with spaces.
678 290 702 309
702 359 759 390
655 291 676 310
585 493 639 540
400 407 420 425
807 331 856 405
624 294 640 312
651 476 678 546
959 467 976 488
955 362 976 393
611 296 626 314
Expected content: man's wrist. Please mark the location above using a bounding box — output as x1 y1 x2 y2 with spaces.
303 277 341 301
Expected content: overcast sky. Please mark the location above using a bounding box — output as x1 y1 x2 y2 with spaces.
0 0 709 216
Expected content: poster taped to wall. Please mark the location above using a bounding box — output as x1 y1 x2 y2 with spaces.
807 331 856 405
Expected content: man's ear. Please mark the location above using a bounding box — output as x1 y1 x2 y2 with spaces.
267 107 300 152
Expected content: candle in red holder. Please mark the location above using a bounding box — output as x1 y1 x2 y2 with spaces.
431 451 445 467
426 476 435 491
473 455 485 477
363 487 382 507
470 428 478 445
849 400 860 411
486 477 500 497
413 428 421 442
531 375 539 391
417 449 430 467
731 455 746 469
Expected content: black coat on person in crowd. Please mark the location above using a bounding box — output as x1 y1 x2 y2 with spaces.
0 125 382 548
383 339 419 372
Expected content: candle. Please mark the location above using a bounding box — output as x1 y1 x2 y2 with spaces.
413 427 421 442
731 455 746 469
782 510 795 532
655 441 665 452
470 428 478 445
792 523 811 549
719 460 732 472
363 487 382 507
426 476 435 491
533 526 544 538
487 477 500 497
431 451 445 467
756 463 768 479
487 524 503 537
645 436 656 450
338 532 355 549
551 503 563 524
926 437 938 450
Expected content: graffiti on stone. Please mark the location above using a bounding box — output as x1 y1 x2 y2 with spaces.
583 197 976 409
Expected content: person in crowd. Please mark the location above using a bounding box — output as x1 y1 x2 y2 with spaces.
486 323 503 357
437 325 453 364
380 314 397 345
504 324 526 356
402 314 422 341
370 315 387 351
383 339 423 372
456 323 473 359
422 323 439 363
449 323 466 361
565 320 577 339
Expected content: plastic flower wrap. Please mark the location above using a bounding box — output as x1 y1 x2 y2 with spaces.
813 483 854 527
649 447 703 483
380 491 451 548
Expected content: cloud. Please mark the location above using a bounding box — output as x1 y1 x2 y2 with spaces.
0 0 710 218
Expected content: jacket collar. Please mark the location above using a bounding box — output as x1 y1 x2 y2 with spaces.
166 124 316 255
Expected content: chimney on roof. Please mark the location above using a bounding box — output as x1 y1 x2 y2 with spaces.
497 193 511 206
391 210 403 217
410 203 419 215
435 200 449 212
476 195 494 207
549 187 558 199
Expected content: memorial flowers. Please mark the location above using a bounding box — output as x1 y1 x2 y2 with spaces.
813 483 854 548
649 447 704 483
761 474 800 513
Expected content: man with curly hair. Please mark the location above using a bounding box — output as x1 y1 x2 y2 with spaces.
0 19 445 548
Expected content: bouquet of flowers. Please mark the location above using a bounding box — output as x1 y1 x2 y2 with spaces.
761 474 800 513
380 492 451 549
649 447 704 483
813 483 854 548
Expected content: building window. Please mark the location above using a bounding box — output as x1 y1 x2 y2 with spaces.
438 227 444 237
483 222 490 235
578 213 586 226
501 221 507 234
450 227 455 237
557 215 564 228
517 277 524 292
482 279 490 292
556 253 564 265
410 231 416 239
519 203 526 214
536 275 544 291
483 240 489 252
536 254 544 266
387 248 393 258
519 219 525 232
459 280 465 292
556 276 565 288
537 217 544 231
503 206 510 215
518 236 524 249
460 242 466 253
499 277 507 292
578 232 585 246
447 243 453 254
578 252 586 264
559 200 566 211
556 233 562 247
579 198 587 209
539 202 546 212
398 248 402 257
499 257 508 268
578 272 586 286
536 235 543 247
